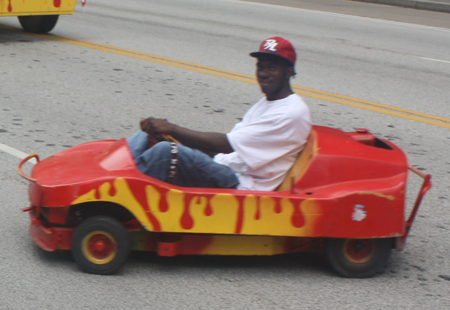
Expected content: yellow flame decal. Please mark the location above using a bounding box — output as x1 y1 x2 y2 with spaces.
71 178 154 230
71 178 320 237
241 197 320 236
191 193 239 233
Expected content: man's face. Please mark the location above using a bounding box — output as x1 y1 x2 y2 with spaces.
256 55 293 101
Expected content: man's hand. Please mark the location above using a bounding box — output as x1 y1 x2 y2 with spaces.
140 117 173 136
138 117 233 155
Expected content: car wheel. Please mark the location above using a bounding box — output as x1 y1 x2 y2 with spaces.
326 238 392 278
18 15 59 33
72 216 131 275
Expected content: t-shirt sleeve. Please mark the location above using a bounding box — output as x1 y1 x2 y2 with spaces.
227 110 310 170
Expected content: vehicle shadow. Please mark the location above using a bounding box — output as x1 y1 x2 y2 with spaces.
0 23 43 44
127 250 333 276
33 243 334 276
34 244 73 262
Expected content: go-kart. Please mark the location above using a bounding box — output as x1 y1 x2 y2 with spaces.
18 125 432 278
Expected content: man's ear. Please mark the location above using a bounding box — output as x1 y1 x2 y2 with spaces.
286 66 294 79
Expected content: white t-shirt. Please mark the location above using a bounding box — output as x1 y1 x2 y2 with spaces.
214 94 311 191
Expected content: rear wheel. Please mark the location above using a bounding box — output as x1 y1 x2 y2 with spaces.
72 216 131 275
18 15 59 33
326 238 392 278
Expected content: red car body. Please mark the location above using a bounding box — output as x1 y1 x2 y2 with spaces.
18 125 432 277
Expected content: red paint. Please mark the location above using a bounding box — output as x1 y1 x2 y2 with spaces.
274 197 282 213
255 197 261 220
94 188 101 200
179 234 214 255
180 195 194 230
204 199 213 216
54 0 61 8
47 207 69 225
234 196 245 234
291 202 305 228
159 188 170 212
127 180 161 231
109 182 116 196
8 0 12 12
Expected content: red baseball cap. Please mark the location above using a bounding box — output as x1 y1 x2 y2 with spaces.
250 37 296 67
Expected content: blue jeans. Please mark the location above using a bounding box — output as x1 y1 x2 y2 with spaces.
127 131 239 189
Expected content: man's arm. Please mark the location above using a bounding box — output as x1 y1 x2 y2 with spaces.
140 117 234 155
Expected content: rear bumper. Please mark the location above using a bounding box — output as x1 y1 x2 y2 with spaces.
396 167 432 250
28 212 73 252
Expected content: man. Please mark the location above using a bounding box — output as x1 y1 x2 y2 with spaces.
127 37 311 191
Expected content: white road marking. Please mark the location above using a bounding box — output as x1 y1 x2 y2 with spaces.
0 143 37 164
419 57 450 64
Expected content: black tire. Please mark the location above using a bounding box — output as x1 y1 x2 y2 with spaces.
326 238 392 278
18 15 59 34
71 216 131 275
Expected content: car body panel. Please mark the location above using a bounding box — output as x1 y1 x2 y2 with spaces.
23 126 413 244
0 0 77 16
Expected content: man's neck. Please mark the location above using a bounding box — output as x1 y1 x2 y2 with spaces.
266 89 294 101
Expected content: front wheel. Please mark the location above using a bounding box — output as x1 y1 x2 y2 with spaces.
18 15 59 33
71 216 131 275
326 238 392 278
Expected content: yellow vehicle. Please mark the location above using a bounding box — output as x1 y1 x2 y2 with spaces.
0 0 79 33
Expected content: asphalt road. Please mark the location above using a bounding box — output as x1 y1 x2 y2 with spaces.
1 0 450 308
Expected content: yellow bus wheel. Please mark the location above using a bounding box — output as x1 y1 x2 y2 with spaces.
18 15 59 33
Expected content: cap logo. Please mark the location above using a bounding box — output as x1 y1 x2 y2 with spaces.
263 39 278 52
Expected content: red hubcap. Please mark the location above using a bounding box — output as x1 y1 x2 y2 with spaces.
344 239 375 263
87 234 116 260
94 240 106 252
